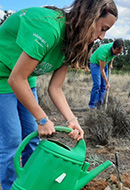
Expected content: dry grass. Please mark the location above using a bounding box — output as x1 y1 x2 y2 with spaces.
37 71 130 145
84 109 113 145
37 71 92 112
37 72 130 112
109 74 130 110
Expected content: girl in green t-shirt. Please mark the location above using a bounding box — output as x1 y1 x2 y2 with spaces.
0 0 118 189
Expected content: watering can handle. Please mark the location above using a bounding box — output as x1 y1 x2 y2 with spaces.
14 126 71 177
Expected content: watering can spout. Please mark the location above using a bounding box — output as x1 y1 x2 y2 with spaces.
75 160 112 190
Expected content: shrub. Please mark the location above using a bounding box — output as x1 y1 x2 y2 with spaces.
107 97 130 138
84 109 113 146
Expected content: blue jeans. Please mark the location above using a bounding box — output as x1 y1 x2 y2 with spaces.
89 63 108 109
0 88 39 190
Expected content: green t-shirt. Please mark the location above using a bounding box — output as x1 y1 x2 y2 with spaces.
0 7 66 93
90 42 116 65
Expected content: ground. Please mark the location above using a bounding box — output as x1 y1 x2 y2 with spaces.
1 73 129 190
36 72 130 190
48 110 130 190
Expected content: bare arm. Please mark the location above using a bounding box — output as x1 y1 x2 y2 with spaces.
49 65 74 121
109 59 114 69
8 51 83 140
48 64 84 140
8 51 55 137
100 60 110 90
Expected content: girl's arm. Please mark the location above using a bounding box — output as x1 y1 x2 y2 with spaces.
8 51 55 137
48 64 84 140
8 51 83 140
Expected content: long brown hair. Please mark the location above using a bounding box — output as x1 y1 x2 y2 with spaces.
64 0 118 68
44 0 118 68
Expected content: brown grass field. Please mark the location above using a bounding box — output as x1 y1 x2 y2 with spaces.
37 71 130 190
1 72 129 190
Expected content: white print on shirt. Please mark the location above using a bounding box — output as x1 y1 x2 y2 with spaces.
33 33 49 48
20 13 26 16
102 55 106 58
33 61 53 75
35 40 43 47
20 9 28 17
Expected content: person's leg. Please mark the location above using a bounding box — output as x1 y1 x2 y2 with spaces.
89 63 101 108
99 65 109 104
0 93 22 190
18 87 40 166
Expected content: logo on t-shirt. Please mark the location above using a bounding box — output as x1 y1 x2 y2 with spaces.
20 9 28 17
33 61 53 75
33 33 49 48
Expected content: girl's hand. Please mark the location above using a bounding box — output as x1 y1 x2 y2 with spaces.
67 119 84 141
38 120 55 138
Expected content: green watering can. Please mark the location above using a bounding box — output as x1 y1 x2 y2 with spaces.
11 126 112 190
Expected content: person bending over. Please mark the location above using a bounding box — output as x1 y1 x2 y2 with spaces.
89 39 124 109
0 0 118 189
